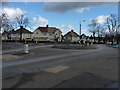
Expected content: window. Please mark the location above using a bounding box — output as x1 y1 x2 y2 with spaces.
49 33 53 35
43 33 47 35
36 32 38 34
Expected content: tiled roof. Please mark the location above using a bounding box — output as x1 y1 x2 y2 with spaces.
37 27 48 32
37 27 61 33
64 30 79 37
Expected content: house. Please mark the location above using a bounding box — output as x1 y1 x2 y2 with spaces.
2 31 9 40
14 26 33 40
33 25 62 42
63 30 80 42
89 35 94 43
2 30 15 40
2 26 33 41
80 34 90 43
89 35 105 43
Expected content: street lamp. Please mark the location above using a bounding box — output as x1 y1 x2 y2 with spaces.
80 20 85 40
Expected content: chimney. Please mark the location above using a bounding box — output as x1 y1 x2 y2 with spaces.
46 24 49 28
20 26 23 29
71 30 74 32
12 29 14 31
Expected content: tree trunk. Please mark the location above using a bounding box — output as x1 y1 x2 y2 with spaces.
98 30 100 43
93 32 95 43
20 26 23 43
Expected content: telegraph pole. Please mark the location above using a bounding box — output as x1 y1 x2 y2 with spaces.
80 23 81 40
79 20 85 40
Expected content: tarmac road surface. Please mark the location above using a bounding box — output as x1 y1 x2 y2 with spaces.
2 44 119 88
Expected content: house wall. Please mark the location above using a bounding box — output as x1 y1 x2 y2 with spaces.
10 34 19 40
22 33 33 40
54 30 62 42
71 37 79 42
64 36 72 42
33 29 62 42
48 33 55 41
2 35 8 40
6 33 33 40
64 36 79 42
33 29 48 41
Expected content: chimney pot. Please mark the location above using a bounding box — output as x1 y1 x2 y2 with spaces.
46 24 49 28
20 26 23 29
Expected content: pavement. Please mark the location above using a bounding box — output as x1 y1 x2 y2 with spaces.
2 44 119 88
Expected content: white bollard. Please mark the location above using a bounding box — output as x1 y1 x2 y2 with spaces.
24 44 29 54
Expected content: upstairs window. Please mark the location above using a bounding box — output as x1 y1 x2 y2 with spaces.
36 32 38 34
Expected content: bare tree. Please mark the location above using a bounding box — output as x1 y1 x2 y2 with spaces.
88 20 100 43
105 14 118 44
15 14 29 42
1 13 13 32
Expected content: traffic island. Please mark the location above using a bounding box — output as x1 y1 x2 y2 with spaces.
52 44 97 50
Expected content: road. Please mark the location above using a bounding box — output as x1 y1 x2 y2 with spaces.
2 44 119 88
1 44 53 54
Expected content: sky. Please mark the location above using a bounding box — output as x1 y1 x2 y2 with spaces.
2 2 118 36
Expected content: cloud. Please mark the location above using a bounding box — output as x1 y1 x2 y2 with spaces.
96 15 110 25
75 7 90 13
43 2 116 13
32 16 48 27
59 24 74 34
1 8 26 21
59 24 74 30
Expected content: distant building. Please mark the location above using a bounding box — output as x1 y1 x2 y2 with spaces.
80 34 89 41
2 26 33 41
33 25 62 42
63 30 79 42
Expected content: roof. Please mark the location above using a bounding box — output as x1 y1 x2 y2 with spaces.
2 30 16 35
37 27 48 32
37 27 61 33
15 28 33 34
64 30 79 37
2 27 33 35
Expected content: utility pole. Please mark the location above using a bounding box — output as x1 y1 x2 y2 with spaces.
80 23 81 40
79 20 85 40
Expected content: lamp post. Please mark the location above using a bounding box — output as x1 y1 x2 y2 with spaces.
80 20 85 40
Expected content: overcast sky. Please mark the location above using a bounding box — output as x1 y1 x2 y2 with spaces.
2 2 118 35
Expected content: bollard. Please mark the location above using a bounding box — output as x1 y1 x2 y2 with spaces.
24 44 29 54
25 40 27 44
36 40 38 45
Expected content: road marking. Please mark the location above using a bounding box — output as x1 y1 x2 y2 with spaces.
43 66 69 73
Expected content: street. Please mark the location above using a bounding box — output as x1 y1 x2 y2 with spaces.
2 44 119 88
